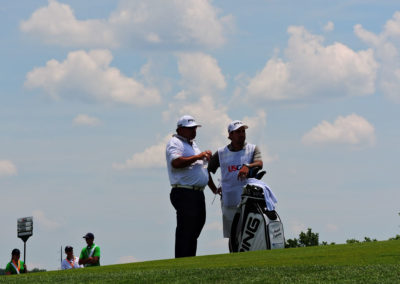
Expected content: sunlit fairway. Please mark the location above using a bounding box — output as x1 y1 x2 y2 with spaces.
2 240 399 283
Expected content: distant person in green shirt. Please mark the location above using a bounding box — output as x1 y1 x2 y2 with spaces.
79 232 100 267
5 249 27 275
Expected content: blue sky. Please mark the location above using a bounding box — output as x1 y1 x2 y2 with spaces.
1 0 400 270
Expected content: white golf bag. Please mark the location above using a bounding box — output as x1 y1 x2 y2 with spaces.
229 178 285 252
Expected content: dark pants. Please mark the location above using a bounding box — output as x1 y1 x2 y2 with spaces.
170 187 206 258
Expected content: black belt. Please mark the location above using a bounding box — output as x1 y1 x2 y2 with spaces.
172 184 205 191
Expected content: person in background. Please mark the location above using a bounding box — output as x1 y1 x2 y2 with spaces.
79 233 100 267
61 246 82 270
5 248 27 275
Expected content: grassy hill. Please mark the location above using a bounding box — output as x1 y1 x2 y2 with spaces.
1 240 399 283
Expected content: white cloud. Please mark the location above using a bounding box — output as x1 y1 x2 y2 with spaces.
73 114 100 126
355 11 400 103
24 49 160 106
0 160 17 177
302 114 376 147
116 255 139 264
246 26 378 102
21 0 232 49
113 135 170 170
177 52 226 96
323 21 334 32
20 0 116 48
33 210 61 230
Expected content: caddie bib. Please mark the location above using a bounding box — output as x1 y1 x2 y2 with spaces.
218 144 255 207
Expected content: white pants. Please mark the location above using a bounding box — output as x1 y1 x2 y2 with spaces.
221 204 237 238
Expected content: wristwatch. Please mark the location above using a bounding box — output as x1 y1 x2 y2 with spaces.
243 163 251 169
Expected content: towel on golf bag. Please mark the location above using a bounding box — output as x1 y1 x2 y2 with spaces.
229 182 285 252
246 178 277 211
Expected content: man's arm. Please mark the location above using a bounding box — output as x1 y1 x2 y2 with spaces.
171 151 211 168
237 145 263 180
237 160 263 180
78 250 85 265
79 256 99 265
90 246 100 264
90 256 99 264
5 263 11 275
61 260 67 270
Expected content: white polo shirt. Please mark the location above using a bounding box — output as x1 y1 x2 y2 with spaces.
61 256 82 270
166 135 208 187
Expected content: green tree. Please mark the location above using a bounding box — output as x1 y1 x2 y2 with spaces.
389 234 400 240
299 228 319 247
29 268 46 273
285 238 299 248
285 228 319 248
346 238 360 244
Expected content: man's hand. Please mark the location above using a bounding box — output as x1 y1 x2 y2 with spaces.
200 150 212 161
172 150 212 168
237 164 250 181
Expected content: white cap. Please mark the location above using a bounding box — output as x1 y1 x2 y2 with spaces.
228 120 248 133
177 115 202 128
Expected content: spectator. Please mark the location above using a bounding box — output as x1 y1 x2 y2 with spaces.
61 246 82 270
5 249 26 275
79 233 100 267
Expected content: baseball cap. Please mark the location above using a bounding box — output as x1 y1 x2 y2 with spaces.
177 115 202 128
65 246 73 253
83 232 95 239
228 120 248 133
11 248 20 256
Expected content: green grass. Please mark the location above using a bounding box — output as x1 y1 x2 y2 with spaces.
1 240 400 283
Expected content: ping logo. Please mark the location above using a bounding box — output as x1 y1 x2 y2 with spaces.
188 119 195 123
239 217 261 252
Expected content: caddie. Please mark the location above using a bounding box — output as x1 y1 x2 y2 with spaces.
79 232 100 267
208 120 263 247
166 115 212 258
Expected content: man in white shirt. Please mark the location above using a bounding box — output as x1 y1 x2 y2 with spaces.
61 246 82 270
166 115 212 258
208 120 263 247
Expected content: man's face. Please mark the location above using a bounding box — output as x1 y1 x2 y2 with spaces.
12 254 20 261
178 126 197 140
229 126 246 145
85 238 94 246
66 250 74 259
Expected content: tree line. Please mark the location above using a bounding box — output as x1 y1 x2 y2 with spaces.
285 228 400 248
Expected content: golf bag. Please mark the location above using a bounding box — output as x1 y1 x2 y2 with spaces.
229 170 285 252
